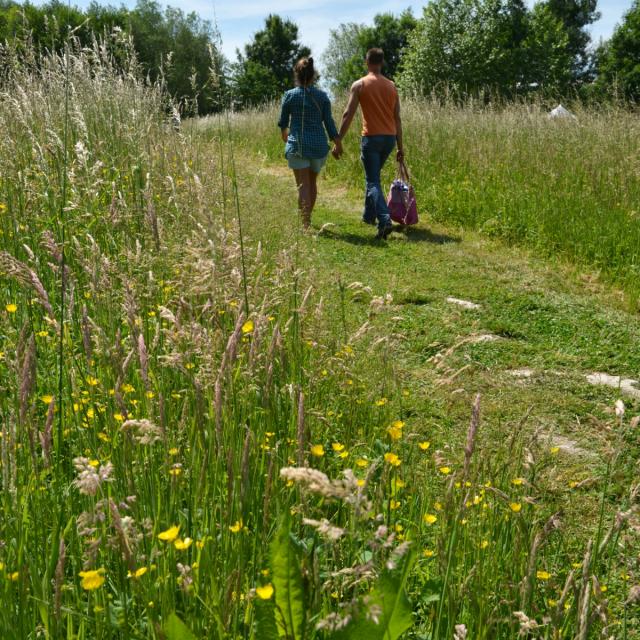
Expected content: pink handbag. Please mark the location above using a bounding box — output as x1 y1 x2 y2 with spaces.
387 161 419 226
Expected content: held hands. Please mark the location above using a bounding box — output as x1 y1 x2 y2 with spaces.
396 148 405 163
332 138 343 160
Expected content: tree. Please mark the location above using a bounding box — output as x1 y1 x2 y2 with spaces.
0 0 229 114
323 10 417 95
397 0 532 99
545 0 600 80
595 1 640 101
233 14 310 107
524 2 574 94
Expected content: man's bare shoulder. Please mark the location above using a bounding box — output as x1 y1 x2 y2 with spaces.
350 79 364 93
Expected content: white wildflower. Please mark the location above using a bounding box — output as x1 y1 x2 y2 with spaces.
615 399 625 419
121 419 163 445
72 457 113 496
302 518 345 541
454 624 467 640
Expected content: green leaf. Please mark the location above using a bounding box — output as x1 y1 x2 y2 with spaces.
333 548 416 640
253 599 280 640
163 612 198 640
271 520 305 640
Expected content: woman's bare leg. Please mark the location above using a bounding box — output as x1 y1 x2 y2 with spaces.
293 168 312 228
309 170 319 213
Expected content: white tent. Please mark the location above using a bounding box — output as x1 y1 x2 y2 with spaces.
549 104 577 120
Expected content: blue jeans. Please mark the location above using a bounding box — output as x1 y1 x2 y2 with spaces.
361 135 396 230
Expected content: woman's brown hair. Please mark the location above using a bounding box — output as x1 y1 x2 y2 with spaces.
294 57 317 86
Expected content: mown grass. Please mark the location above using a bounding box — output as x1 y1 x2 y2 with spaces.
0 38 639 639
231 98 640 307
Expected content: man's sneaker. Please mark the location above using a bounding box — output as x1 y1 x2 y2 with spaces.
375 224 394 240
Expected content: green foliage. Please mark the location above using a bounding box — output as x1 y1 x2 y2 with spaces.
546 0 600 79
595 1 640 101
271 521 306 639
323 11 417 95
163 613 198 640
397 0 603 99
333 549 417 640
397 0 531 99
233 14 310 107
0 0 228 113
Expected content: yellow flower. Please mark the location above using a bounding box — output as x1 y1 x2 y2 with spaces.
114 413 124 422
146 391 155 399
169 447 179 455
387 425 403 441
418 441 431 451
256 583 274 600
241 320 254 335
423 514 438 525
332 442 345 452
88 459 100 468
438 466 452 475
310 444 324 457
8 571 19 581
79 569 105 590
550 446 560 455
121 383 135 394
41 395 54 404
389 499 401 510
169 466 182 476
5 303 17 313
174 537 193 550
571 562 582 570
355 458 369 468
536 570 551 581
512 478 525 486
423 549 435 558
600 585 607 593
37 330 49 338
158 525 180 542
384 452 401 467
480 540 489 549
375 398 388 407
128 567 148 579
509 502 522 513
434 501 443 511
229 520 244 533
86 376 99 386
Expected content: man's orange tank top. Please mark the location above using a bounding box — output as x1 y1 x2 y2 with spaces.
359 73 398 137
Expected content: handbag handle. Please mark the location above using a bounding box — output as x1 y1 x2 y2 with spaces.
397 159 411 184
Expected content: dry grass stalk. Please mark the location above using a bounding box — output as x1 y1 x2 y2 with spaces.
54 538 65 620
520 511 562 610
296 388 306 467
0 251 56 322
463 393 481 479
576 539 593 640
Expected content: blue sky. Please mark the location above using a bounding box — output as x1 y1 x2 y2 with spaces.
33 0 635 61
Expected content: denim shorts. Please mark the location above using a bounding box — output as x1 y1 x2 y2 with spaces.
286 153 327 173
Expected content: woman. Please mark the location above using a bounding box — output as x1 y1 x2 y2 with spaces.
278 57 342 229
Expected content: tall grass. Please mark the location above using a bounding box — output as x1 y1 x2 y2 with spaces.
0 38 638 639
234 98 640 306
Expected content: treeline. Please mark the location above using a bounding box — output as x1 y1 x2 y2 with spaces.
325 0 640 102
0 0 228 113
1 0 639 110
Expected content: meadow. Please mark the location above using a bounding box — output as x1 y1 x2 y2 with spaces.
0 39 639 639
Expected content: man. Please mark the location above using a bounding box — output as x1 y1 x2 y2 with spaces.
334 48 403 239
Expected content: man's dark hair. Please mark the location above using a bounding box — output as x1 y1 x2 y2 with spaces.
366 48 384 66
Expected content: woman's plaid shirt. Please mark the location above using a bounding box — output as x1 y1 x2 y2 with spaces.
278 86 339 159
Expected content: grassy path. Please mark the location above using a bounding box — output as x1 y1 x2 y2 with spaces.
237 152 640 525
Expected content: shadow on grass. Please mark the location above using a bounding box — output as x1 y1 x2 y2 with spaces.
319 225 461 247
